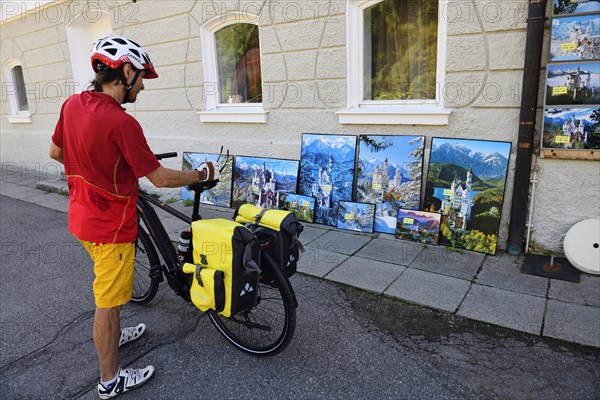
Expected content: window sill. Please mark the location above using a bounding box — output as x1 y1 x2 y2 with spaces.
198 108 269 124
337 107 453 126
7 114 32 124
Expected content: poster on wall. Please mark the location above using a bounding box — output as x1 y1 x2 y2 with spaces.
423 138 511 255
337 201 375 233
181 152 233 208
553 0 600 16
298 133 357 226
550 14 600 61
356 135 424 234
543 107 600 149
279 193 316 223
545 62 600 105
395 209 441 245
232 156 299 210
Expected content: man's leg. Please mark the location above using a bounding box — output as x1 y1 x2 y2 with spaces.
94 305 122 381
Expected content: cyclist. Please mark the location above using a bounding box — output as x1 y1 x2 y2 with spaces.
49 34 218 399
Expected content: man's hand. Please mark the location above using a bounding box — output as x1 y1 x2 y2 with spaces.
196 162 220 182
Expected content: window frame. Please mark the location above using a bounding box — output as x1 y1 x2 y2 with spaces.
338 0 452 125
199 12 268 124
3 60 32 124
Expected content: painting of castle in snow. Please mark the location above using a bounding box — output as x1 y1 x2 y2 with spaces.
232 156 299 210
395 210 441 245
337 201 375 233
298 134 357 226
553 0 600 16
545 62 600 105
356 135 424 234
423 138 511 255
550 14 600 62
181 152 233 207
543 107 600 149
279 193 315 223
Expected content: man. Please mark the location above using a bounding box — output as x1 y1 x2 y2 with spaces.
49 34 217 399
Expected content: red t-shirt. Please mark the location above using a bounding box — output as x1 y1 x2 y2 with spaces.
52 91 160 243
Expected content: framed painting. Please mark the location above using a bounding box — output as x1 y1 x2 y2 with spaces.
337 201 375 233
279 193 316 223
550 15 600 61
545 62 600 105
356 135 424 234
553 0 600 16
181 152 233 208
395 209 442 245
423 138 512 255
298 133 358 227
232 156 299 210
542 107 600 149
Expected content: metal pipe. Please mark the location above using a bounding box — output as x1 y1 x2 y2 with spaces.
507 0 548 255
525 158 539 253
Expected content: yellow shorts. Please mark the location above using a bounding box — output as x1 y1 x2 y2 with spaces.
80 241 135 308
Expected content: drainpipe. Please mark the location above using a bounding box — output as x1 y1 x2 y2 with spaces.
507 0 548 255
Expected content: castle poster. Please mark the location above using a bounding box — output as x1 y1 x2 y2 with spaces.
423 138 512 255
298 134 357 226
542 107 600 149
545 62 600 105
181 152 233 208
232 156 299 210
356 135 424 234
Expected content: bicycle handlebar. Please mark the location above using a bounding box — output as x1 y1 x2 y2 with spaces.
155 152 178 160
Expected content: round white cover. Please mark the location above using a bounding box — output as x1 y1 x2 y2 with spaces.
564 219 600 275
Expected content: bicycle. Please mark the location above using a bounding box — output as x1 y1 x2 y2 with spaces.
131 151 298 356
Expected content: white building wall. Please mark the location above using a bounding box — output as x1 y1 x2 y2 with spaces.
1 0 598 255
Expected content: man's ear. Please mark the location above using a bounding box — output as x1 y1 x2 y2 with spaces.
122 63 133 78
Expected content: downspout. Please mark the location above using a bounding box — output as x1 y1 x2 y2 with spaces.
507 0 548 255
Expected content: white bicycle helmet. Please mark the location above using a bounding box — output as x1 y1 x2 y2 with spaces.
91 34 158 79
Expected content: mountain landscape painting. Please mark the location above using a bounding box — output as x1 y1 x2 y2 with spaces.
424 138 512 255
550 14 600 61
232 156 299 210
546 62 600 105
337 201 375 233
279 193 315 223
395 209 441 245
181 152 233 207
356 135 424 234
543 107 600 149
298 134 357 226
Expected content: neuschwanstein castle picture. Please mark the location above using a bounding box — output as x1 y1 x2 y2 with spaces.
356 135 424 234
543 107 600 149
182 152 233 208
424 138 511 255
298 134 357 227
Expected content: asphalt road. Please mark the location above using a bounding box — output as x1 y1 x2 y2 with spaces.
1 195 599 400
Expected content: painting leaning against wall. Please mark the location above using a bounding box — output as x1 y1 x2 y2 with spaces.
423 138 512 255
181 152 233 208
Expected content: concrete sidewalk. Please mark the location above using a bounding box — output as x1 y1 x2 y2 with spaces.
1 164 598 348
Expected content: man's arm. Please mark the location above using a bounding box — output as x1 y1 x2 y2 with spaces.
146 165 204 188
49 142 64 164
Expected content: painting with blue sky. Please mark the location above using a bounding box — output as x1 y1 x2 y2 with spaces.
279 193 315 223
337 201 375 233
554 0 600 15
181 152 232 207
550 14 600 61
546 62 600 105
543 107 600 149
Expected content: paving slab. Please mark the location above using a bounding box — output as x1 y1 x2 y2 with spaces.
384 268 471 313
544 299 600 348
410 246 485 281
0 183 40 197
457 284 546 335
326 256 406 294
549 274 600 307
355 237 423 266
476 252 549 298
298 225 328 245
297 247 350 278
307 230 373 255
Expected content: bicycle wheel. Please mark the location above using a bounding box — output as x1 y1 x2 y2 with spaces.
131 226 160 304
208 259 297 356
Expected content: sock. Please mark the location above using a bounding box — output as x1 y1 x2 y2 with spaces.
100 371 119 390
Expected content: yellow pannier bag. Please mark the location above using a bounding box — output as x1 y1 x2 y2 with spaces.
181 218 260 317
234 204 304 277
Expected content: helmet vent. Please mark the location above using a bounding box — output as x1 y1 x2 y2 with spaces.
101 41 113 48
105 48 118 56
129 39 141 47
142 53 151 64
130 48 140 58
113 38 128 45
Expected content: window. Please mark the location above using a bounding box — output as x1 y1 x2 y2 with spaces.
339 0 451 125
200 13 267 123
3 60 31 123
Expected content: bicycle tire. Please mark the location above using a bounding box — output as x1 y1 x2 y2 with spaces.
131 227 160 304
208 261 297 356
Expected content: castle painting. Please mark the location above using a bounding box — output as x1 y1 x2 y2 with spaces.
543 107 600 150
337 201 375 233
546 62 600 105
424 138 511 255
181 152 233 208
550 14 600 62
356 135 424 234
298 134 357 226
279 193 315 223
232 156 299 210
395 209 441 245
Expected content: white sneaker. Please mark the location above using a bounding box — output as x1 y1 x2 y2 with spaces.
97 366 155 399
118 323 146 347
